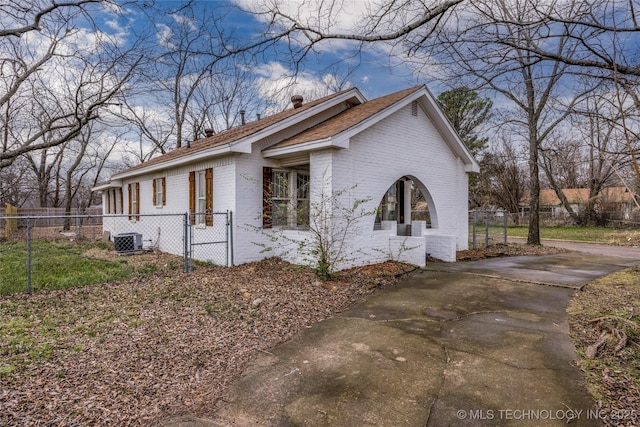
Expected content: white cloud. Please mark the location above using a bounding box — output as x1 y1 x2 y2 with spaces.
155 23 175 49
253 61 351 111
171 13 198 32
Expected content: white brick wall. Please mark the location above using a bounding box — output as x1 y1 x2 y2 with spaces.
101 93 472 269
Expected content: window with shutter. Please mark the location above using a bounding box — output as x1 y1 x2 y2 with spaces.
190 169 213 226
263 166 309 229
128 182 140 221
153 177 166 207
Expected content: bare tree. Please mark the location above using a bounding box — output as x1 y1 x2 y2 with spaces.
474 141 528 219
415 0 605 244
0 0 103 38
0 1 142 169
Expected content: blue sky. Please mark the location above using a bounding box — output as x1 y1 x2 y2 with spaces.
111 0 429 102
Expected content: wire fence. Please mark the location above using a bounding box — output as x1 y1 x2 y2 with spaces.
0 211 233 294
469 210 508 249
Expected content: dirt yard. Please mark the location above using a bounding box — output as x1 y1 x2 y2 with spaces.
0 243 608 426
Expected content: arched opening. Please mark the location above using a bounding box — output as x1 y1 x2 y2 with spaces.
373 176 437 234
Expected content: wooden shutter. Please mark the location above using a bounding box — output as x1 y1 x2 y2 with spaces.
106 191 111 214
152 179 157 206
135 182 140 218
161 177 166 206
119 189 123 214
205 168 213 226
262 167 272 229
189 171 195 224
128 184 132 220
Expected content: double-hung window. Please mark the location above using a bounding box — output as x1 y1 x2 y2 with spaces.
197 171 207 219
263 167 310 229
128 182 140 221
189 169 213 226
153 177 166 207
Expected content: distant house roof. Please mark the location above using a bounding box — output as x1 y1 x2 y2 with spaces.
540 188 591 206
523 187 636 206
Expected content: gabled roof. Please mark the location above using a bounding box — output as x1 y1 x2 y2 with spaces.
266 86 423 149
100 84 478 185
108 88 365 180
263 84 479 173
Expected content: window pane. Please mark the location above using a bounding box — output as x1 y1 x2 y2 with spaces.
272 201 288 226
272 172 289 198
297 173 309 199
198 172 205 198
296 199 309 227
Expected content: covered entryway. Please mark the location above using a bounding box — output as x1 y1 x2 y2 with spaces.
373 175 458 262
374 175 437 236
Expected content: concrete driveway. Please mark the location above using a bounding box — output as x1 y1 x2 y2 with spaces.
165 250 639 427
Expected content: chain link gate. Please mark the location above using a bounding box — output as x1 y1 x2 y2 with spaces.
188 211 233 269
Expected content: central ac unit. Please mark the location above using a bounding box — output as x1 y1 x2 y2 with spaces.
114 232 143 253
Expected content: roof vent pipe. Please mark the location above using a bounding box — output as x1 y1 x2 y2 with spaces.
240 110 246 125
204 128 214 138
291 95 303 109
257 113 261 120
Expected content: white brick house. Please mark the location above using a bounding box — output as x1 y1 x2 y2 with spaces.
94 85 479 268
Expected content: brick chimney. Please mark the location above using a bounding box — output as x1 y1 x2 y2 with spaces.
291 95 304 109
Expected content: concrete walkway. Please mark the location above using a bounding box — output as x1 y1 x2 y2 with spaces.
164 249 639 427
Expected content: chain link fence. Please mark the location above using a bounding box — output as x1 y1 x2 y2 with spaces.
469 210 508 249
0 211 232 294
507 210 640 228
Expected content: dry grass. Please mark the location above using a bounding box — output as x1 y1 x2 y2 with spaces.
0 257 415 426
0 243 614 426
568 266 640 425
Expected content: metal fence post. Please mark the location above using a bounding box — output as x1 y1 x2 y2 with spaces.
183 213 189 273
503 209 508 244
485 210 489 248
228 210 234 266
472 210 477 249
26 217 32 293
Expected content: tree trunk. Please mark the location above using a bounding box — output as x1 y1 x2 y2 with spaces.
527 144 541 245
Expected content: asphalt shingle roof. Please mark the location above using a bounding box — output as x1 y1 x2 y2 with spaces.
111 85 426 177
115 89 353 175
267 85 424 149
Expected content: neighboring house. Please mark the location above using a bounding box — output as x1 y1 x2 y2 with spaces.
93 85 479 268
522 187 638 219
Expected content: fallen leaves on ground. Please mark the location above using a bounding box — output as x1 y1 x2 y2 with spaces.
568 266 640 426
0 244 580 426
0 257 415 426
456 243 569 260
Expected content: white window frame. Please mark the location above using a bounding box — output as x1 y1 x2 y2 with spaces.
154 178 164 207
272 169 310 229
131 185 138 218
196 170 207 225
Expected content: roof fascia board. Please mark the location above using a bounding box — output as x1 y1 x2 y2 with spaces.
231 88 366 153
112 145 234 180
92 179 122 191
264 87 481 174
263 136 349 158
